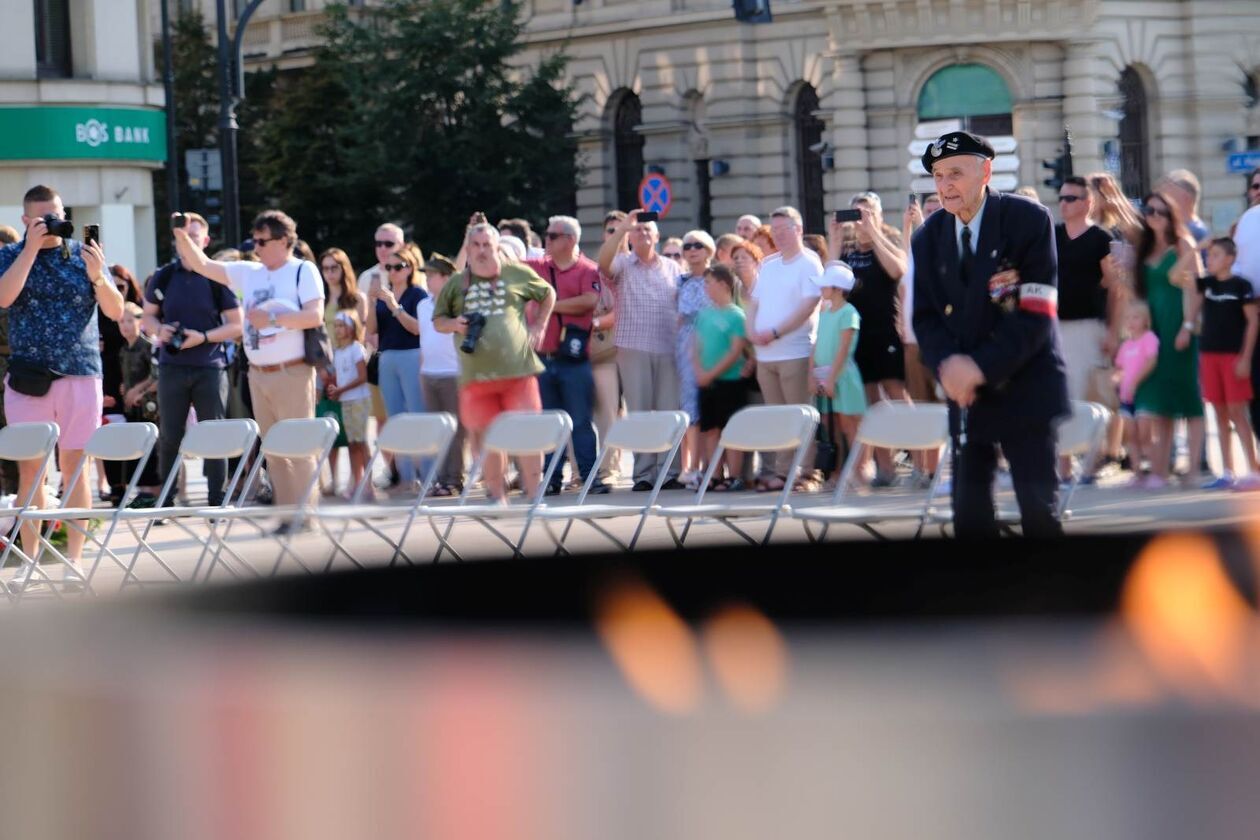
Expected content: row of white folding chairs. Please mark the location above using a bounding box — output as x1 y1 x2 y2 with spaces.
0 399 1111 599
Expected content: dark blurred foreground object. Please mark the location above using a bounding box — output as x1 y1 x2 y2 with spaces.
1 532 1260 839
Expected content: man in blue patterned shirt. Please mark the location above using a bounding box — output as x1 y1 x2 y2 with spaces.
0 185 125 582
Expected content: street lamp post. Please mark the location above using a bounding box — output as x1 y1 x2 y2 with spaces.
160 0 179 217
215 0 266 249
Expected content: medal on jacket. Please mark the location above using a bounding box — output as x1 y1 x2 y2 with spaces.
989 257 1019 313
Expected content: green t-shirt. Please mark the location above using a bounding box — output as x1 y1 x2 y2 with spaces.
432 263 552 385
695 303 746 382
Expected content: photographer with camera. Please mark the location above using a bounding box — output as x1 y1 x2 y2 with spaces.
0 185 125 581
171 209 324 523
142 211 243 507
433 222 555 503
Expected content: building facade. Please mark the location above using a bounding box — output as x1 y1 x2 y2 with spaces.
0 1 166 277
181 0 1260 249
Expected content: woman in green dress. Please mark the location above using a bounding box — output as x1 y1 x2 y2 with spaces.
1133 190 1204 488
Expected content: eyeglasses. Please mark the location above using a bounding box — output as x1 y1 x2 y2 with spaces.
682 242 707 251
385 262 411 272
252 236 278 247
374 240 400 249
605 227 617 235
545 231 569 240
1250 183 1260 191
1142 206 1171 219
663 252 683 260
320 263 340 271
1058 195 1084 203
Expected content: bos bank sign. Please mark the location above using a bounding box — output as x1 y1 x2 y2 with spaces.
0 106 165 162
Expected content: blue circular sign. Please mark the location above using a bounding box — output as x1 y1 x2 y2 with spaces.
638 174 673 218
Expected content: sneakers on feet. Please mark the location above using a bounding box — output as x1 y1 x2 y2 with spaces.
587 481 612 495
1143 474 1170 490
1202 475 1235 490
1232 475 1260 492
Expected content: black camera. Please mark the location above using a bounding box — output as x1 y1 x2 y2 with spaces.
166 321 188 354
460 312 487 354
171 212 187 230
42 214 73 238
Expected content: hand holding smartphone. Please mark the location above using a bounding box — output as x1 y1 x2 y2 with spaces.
84 224 100 248
636 210 659 223
834 209 861 223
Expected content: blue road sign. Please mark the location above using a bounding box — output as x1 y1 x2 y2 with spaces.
1228 152 1260 174
638 174 673 218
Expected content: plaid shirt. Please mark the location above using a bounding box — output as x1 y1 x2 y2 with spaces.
607 251 680 354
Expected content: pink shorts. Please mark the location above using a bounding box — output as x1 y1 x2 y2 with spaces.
458 376 542 433
4 375 103 450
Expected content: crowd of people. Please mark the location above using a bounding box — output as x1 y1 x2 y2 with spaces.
0 160 1259 571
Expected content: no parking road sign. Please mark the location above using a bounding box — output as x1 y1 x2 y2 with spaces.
638 174 673 219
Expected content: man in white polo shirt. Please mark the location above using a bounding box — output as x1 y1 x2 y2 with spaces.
173 209 324 517
745 205 822 490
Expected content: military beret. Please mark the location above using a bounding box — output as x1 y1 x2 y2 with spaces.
921 131 996 173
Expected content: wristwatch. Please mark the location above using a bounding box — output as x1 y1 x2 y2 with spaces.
394 305 405 316
1181 321 1194 332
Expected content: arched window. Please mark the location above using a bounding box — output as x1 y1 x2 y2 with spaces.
1119 67 1150 199
793 84 825 234
613 92 645 213
917 64 1013 136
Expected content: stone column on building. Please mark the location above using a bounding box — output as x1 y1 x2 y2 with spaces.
1061 39 1108 179
824 50 870 206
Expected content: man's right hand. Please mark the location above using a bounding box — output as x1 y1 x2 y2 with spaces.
22 217 47 253
156 324 178 346
451 316 469 335
618 210 645 235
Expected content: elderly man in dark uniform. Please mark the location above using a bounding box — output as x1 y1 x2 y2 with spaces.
910 131 1070 538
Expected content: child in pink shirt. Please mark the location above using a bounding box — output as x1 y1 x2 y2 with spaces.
1113 300 1160 488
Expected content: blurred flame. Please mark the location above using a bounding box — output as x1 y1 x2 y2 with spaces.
594 580 703 715
1120 533 1255 701
701 603 789 715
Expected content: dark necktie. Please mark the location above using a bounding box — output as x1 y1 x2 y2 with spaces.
960 225 974 287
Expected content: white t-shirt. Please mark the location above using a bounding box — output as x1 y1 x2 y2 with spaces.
222 257 324 366
750 250 822 362
418 296 459 376
1234 205 1260 294
902 250 917 345
333 341 370 402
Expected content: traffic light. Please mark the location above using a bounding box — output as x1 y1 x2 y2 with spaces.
1042 129 1075 191
733 0 772 23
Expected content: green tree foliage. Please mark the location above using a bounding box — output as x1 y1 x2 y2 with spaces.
248 0 582 267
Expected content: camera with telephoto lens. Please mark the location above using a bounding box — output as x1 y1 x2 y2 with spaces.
41 214 73 238
165 321 188 354
460 312 487 354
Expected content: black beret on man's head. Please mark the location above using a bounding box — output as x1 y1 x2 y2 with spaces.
921 131 997 173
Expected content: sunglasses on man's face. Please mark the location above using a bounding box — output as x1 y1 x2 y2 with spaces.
375 240 400 249
1250 183 1260 191
252 236 278 247
1058 194 1084 203
545 231 569 240
385 262 411 272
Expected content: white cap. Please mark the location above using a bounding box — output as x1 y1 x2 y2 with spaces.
498 235 527 261
814 261 856 291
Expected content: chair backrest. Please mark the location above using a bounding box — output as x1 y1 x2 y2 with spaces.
376 412 458 457
1058 401 1107 457
605 411 689 454
85 422 159 462
0 422 58 462
719 404 819 453
484 411 572 456
178 419 259 461
261 417 338 459
855 402 949 450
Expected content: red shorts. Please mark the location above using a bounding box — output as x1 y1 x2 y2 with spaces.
1199 351 1253 404
458 375 542 433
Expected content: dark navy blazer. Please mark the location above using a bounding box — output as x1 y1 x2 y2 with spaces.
911 188 1070 443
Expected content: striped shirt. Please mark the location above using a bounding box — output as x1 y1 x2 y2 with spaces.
606 251 681 354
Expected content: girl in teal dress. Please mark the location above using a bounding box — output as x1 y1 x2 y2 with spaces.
1132 190 1204 487
811 263 867 467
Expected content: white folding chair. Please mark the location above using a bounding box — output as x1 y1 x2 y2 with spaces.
536 411 688 554
791 402 949 541
649 404 819 547
0 422 60 602
1051 400 1110 520
12 422 158 599
194 416 338 581
429 410 572 561
112 419 260 591
312 412 458 570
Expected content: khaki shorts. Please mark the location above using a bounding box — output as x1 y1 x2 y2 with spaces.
341 397 371 443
